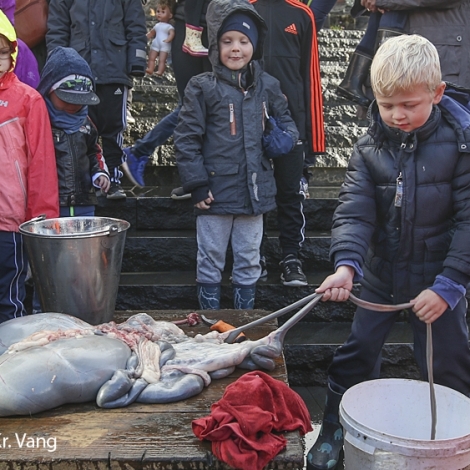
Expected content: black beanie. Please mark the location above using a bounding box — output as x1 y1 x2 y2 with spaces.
218 12 258 49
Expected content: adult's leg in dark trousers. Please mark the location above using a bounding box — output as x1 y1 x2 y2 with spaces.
0 232 27 323
410 297 470 396
133 104 182 158
273 141 305 258
172 17 211 98
88 84 127 185
185 0 206 26
328 287 400 394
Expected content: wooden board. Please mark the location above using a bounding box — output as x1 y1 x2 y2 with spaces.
0 310 305 469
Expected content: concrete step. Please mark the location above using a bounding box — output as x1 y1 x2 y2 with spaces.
284 321 421 386
122 229 332 273
95 185 341 232
116 270 343 312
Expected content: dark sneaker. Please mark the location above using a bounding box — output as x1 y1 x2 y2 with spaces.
259 255 268 279
107 182 126 200
171 186 191 200
280 254 308 286
122 147 148 188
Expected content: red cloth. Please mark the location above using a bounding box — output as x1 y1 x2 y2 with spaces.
192 371 312 470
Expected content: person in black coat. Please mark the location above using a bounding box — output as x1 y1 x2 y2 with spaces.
307 35 470 470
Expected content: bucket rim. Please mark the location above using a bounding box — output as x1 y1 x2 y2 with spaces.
19 216 130 239
340 378 470 456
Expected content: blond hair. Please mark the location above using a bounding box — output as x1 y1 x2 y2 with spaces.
371 34 442 97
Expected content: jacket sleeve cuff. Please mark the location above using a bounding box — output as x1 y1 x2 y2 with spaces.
428 275 466 310
335 260 363 282
191 186 210 205
92 172 109 188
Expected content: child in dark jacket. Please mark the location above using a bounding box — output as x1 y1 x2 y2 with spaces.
38 47 110 217
307 35 470 470
174 0 299 311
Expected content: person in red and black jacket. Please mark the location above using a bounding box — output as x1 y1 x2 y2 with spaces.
251 0 325 286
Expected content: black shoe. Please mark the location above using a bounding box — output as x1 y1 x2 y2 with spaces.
171 186 191 200
336 51 373 108
107 182 126 200
280 254 307 286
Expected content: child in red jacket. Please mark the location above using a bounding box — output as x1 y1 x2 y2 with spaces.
0 11 58 323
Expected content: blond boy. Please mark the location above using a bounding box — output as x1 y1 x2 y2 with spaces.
307 35 470 470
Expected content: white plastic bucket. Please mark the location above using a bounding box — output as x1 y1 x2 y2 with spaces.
339 378 470 469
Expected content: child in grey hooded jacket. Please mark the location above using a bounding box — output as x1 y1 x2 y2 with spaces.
174 0 298 311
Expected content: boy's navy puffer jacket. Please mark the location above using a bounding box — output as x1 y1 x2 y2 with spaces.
330 84 470 304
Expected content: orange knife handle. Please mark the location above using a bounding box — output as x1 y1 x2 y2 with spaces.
210 321 246 341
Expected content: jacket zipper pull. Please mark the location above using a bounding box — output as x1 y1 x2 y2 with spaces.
262 101 267 131
229 103 236 136
395 172 403 207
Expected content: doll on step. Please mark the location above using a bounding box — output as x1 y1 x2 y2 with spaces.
146 0 175 76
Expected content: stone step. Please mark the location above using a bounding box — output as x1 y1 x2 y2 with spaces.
95 186 340 232
116 270 340 312
283 321 421 386
122 229 332 273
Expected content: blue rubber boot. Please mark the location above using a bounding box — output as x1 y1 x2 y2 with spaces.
232 284 256 310
196 283 221 310
306 385 344 469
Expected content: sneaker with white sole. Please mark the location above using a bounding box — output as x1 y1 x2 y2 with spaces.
107 182 126 200
122 147 148 188
280 254 308 286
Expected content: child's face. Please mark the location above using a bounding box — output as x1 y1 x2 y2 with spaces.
219 31 253 71
375 83 446 133
156 5 172 23
49 91 84 114
0 37 12 78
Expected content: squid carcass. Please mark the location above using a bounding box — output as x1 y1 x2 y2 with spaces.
0 312 290 417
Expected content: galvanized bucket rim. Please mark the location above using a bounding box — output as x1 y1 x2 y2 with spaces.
19 216 130 239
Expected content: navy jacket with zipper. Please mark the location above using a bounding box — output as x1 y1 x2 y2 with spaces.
331 84 470 304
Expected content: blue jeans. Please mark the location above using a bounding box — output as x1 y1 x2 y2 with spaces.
133 105 181 158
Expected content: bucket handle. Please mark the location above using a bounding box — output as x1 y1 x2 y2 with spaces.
108 225 120 237
27 214 46 224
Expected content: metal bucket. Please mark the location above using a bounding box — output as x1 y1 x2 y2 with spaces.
19 216 130 325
